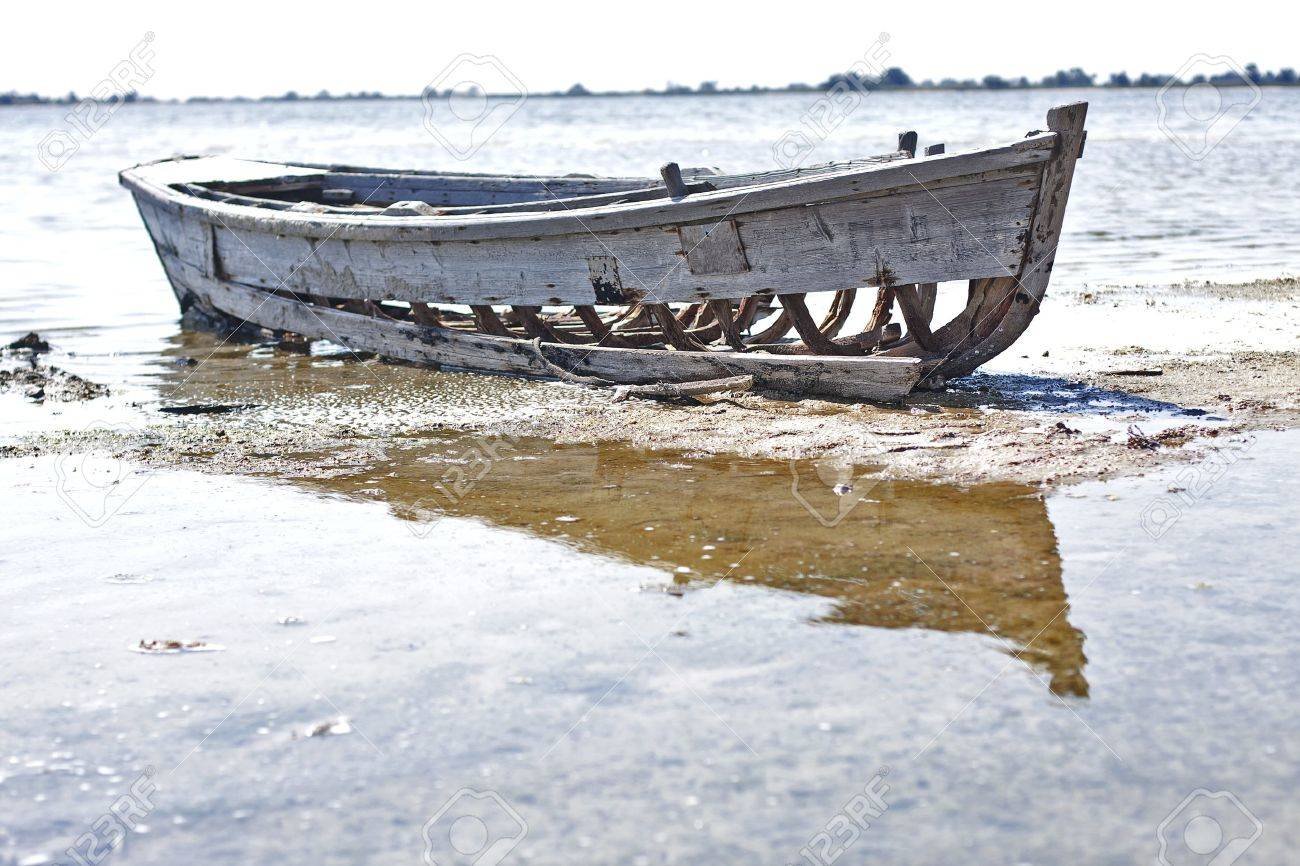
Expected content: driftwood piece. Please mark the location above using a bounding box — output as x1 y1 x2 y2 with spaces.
612 375 754 402
527 338 751 400
527 339 614 386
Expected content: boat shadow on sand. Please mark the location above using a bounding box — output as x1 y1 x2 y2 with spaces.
931 370 1204 417
306 435 1092 699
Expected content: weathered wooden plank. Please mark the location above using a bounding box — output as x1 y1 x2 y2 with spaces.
163 258 924 400
679 219 750 275
203 171 1036 307
135 199 211 273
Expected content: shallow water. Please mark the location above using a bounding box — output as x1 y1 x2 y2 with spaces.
2 429 1297 864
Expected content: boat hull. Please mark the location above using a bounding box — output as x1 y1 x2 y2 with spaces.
121 103 1087 401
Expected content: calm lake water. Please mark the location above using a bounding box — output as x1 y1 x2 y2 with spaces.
2 89 1298 865
3 430 1298 864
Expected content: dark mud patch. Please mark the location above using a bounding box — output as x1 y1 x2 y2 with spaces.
0 361 109 402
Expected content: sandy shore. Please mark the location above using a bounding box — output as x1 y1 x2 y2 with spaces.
3 280 1296 488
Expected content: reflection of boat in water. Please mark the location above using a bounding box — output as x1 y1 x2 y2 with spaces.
151 337 1087 696
287 431 1088 697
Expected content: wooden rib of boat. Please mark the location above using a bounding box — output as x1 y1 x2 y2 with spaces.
119 102 1087 402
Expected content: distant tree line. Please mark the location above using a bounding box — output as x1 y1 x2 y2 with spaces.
549 63 1296 96
184 90 389 103
4 62 1297 106
0 89 156 106
2 88 390 106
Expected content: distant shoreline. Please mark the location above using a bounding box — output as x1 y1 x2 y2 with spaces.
4 83 1298 108
5 62 1296 106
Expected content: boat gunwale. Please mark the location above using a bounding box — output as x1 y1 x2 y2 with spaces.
118 131 1059 243
179 153 921 217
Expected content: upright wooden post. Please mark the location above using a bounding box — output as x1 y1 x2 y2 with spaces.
897 131 918 158
660 162 688 198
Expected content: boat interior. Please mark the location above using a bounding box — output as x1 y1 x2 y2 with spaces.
173 150 913 215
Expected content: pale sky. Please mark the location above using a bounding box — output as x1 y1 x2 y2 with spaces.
2 0 1294 98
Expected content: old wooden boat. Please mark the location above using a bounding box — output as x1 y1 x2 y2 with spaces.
120 102 1086 401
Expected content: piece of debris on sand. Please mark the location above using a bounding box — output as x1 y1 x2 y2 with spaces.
158 403 257 415
1106 368 1163 377
6 332 51 353
1 363 108 402
1126 424 1210 450
133 639 225 654
1126 425 1162 450
296 717 353 739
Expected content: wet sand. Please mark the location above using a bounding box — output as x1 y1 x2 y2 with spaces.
4 282 1295 489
